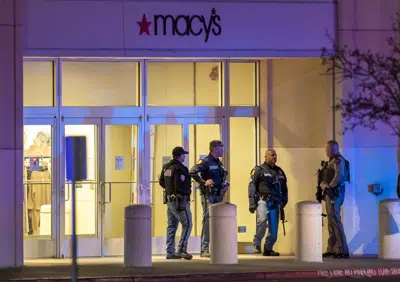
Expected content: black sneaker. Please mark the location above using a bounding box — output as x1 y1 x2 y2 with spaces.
263 250 280 256
334 253 349 259
177 251 193 260
166 253 182 259
200 251 210 258
323 252 336 258
253 245 261 254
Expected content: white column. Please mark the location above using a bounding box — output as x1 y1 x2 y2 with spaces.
295 201 323 262
124 204 152 267
379 199 400 260
0 0 24 268
209 202 238 264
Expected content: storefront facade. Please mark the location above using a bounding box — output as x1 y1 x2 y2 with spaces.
2 0 342 267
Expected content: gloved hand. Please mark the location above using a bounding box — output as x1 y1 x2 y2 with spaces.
249 205 257 214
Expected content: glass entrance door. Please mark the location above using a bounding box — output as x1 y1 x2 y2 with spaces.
101 118 140 256
60 117 141 257
148 118 222 255
60 118 101 257
23 118 57 258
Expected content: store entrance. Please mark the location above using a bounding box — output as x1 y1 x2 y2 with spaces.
23 117 140 258
60 118 140 258
149 118 222 254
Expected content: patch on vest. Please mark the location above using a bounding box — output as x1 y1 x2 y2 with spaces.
164 169 172 177
180 175 185 181
250 169 255 176
210 165 219 170
197 159 203 164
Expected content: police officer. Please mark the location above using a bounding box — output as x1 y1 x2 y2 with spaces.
320 140 349 259
159 146 193 260
248 149 288 256
189 140 229 258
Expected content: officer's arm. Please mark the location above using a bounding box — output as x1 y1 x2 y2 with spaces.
248 167 259 207
330 158 345 187
159 166 166 188
172 168 181 195
189 160 208 185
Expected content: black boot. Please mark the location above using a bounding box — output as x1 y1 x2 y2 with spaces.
323 252 336 258
263 249 280 256
177 251 193 260
166 253 182 259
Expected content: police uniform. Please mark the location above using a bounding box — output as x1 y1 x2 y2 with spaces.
159 147 193 260
248 163 288 256
320 154 349 258
189 141 228 258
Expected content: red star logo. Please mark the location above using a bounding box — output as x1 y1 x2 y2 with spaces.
137 14 152 35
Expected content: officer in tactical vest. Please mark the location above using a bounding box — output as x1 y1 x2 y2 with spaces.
189 140 229 258
248 149 288 256
320 140 349 259
159 146 193 260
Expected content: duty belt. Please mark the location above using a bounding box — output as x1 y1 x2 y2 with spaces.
166 194 188 202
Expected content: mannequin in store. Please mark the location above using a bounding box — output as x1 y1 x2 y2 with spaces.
24 130 52 235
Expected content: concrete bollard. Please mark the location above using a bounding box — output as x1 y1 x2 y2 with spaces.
379 199 400 260
209 202 238 264
124 204 152 267
295 201 322 262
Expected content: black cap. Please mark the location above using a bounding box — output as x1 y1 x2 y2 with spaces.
172 146 189 157
209 140 223 150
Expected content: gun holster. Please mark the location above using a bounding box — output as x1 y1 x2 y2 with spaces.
176 194 187 211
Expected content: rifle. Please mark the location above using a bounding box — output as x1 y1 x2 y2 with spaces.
315 161 327 226
275 178 287 236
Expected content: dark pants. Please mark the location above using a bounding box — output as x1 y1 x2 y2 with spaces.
253 199 279 251
324 186 349 254
166 200 192 255
200 193 223 252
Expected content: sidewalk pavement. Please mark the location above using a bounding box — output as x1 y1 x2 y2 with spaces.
1 255 400 281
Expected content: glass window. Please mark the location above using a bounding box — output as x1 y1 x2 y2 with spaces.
23 61 54 107
230 62 257 106
64 125 97 236
147 62 222 106
62 61 139 106
229 117 257 242
23 125 53 238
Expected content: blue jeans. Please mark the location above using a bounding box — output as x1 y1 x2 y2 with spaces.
253 199 279 251
200 193 223 252
166 200 193 255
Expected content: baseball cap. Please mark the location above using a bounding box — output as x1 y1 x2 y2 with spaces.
209 140 223 149
172 146 189 157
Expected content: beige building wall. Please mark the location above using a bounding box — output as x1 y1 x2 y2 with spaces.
259 58 333 254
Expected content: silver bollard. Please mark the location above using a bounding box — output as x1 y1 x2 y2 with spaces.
379 199 400 259
209 202 238 264
124 204 152 267
295 201 322 262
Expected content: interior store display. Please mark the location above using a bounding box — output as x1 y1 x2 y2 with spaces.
23 129 52 236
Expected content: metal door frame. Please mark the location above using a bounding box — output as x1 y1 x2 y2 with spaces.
23 117 58 259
